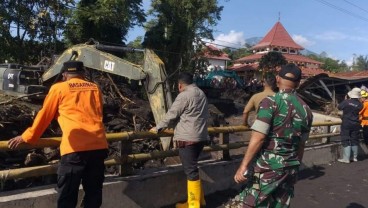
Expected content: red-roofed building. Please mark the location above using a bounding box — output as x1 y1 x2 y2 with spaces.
252 21 304 52
229 21 325 80
203 45 231 71
331 70 368 80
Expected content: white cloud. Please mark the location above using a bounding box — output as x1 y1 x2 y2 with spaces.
349 36 368 42
315 31 347 40
314 31 368 42
211 30 245 49
292 34 315 47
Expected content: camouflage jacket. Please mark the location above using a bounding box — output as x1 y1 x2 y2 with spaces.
251 89 313 172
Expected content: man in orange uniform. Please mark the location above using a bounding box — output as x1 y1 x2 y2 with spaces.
8 61 108 208
360 90 368 146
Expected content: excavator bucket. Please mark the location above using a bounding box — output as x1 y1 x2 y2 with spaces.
143 49 173 151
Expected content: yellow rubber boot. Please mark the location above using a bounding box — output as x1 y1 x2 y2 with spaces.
176 180 205 208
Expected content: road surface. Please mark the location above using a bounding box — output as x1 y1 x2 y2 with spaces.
203 157 368 208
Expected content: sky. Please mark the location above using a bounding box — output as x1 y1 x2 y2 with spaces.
126 0 368 65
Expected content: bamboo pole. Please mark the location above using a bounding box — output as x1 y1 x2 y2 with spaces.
311 121 341 127
0 164 58 181
0 129 342 180
0 142 247 180
0 122 341 152
309 133 340 139
0 126 250 151
0 131 165 151
0 122 342 180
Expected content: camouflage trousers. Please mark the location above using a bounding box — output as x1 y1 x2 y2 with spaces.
239 168 297 208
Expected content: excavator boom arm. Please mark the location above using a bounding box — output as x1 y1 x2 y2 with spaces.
42 44 146 82
42 43 173 150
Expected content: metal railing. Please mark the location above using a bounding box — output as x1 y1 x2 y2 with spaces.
0 121 342 181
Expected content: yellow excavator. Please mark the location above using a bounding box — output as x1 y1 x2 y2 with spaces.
0 41 173 150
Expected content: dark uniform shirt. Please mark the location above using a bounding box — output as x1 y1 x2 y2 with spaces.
338 98 363 130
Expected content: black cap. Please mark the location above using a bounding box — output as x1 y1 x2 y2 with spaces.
278 63 302 82
62 61 84 73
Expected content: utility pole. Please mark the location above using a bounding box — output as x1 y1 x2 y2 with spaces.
352 53 356 71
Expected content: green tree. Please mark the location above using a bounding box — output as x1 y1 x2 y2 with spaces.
307 54 348 73
0 0 72 63
337 60 349 72
65 0 146 45
321 57 339 72
231 48 252 61
143 0 223 74
307 54 319 61
125 36 144 65
222 47 252 67
355 55 368 71
258 51 287 73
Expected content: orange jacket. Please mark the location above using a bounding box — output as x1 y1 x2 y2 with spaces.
360 100 368 126
22 78 108 155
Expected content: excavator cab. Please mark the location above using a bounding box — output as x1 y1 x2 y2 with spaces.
195 69 245 89
0 63 47 97
194 69 245 98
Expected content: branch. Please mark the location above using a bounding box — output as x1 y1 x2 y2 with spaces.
106 74 135 104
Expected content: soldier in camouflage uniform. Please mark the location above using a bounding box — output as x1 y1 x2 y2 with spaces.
234 63 313 208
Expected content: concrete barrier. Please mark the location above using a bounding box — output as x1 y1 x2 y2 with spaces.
1 142 367 208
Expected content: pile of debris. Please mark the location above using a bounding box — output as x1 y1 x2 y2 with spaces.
0 71 162 190
0 94 41 140
220 88 250 105
0 69 243 191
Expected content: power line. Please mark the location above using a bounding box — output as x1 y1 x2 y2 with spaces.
203 40 243 50
343 0 368 14
136 24 244 49
210 38 244 47
313 0 368 22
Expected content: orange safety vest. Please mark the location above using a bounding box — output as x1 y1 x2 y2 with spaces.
360 100 368 126
22 78 108 156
